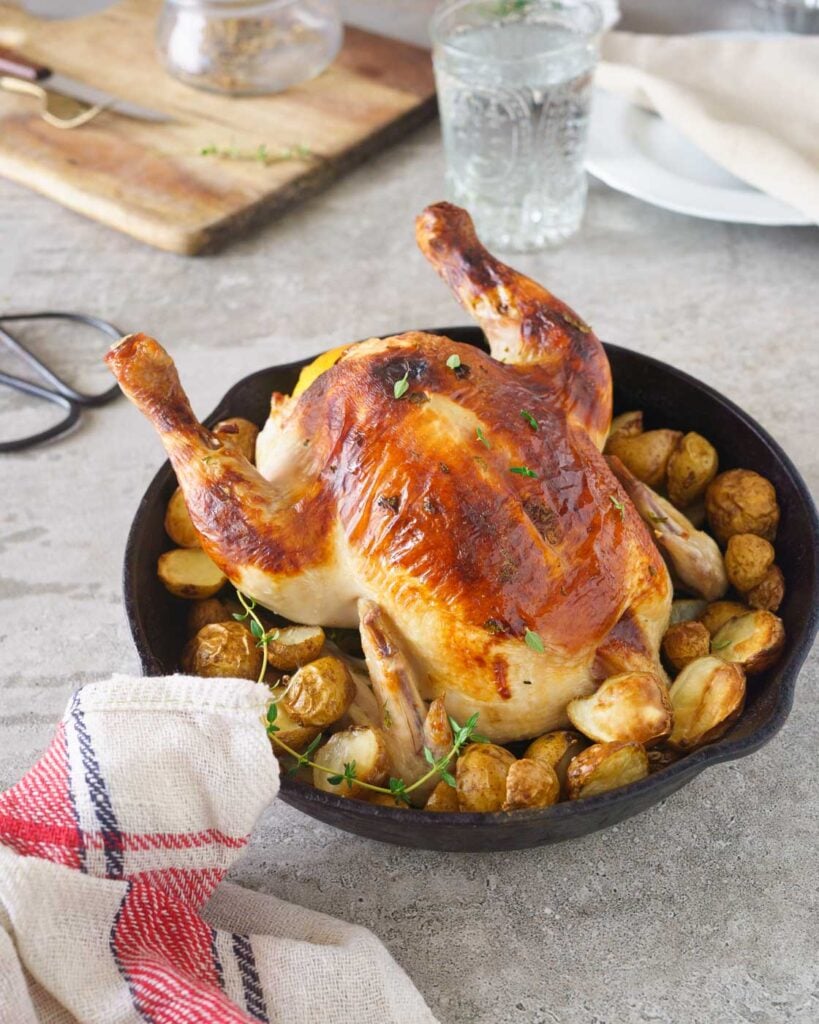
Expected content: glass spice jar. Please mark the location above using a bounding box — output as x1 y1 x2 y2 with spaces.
156 0 343 95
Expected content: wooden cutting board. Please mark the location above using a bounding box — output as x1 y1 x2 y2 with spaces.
0 0 436 253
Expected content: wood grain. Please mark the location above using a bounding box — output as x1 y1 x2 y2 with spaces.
0 0 436 254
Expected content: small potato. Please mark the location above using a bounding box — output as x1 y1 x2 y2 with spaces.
424 780 460 813
312 726 390 799
662 621 711 672
182 621 262 679
158 547 227 599
746 564 785 613
605 429 683 489
524 730 586 798
502 758 559 811
670 598 708 625
265 625 326 671
186 597 231 636
456 743 516 813
607 410 643 442
705 469 780 545
698 600 750 636
667 432 718 509
213 417 259 463
267 688 320 752
567 672 672 746
668 656 746 751
711 610 785 675
164 488 200 548
281 656 355 727
724 534 775 593
566 741 649 800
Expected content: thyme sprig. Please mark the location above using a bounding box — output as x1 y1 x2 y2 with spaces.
233 590 280 683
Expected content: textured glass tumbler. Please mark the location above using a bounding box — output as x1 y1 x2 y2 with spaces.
431 0 601 251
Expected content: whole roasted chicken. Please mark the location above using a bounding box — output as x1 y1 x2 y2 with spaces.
107 203 674 763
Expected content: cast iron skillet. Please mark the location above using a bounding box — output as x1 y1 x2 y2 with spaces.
123 327 819 851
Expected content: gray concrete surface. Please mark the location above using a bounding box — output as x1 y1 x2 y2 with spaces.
2 4 818 1024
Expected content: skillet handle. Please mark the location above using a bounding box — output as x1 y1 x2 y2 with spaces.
0 46 50 82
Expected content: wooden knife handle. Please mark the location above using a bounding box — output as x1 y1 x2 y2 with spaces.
0 46 50 82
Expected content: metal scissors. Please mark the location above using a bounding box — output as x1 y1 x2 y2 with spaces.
0 311 123 453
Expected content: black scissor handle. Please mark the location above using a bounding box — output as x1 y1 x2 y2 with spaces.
0 311 123 407
0 371 81 453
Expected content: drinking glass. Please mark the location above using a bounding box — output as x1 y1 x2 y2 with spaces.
430 0 602 251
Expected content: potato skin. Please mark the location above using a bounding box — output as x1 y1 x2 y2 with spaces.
265 626 326 671
157 547 227 600
724 534 775 593
566 742 649 800
312 726 390 799
746 564 785 613
666 432 718 509
424 780 460 813
711 610 785 674
668 656 745 751
213 417 259 463
605 429 683 489
607 410 643 442
164 487 200 548
182 621 262 680
523 731 586 798
456 743 516 813
698 600 749 636
503 758 559 811
267 687 320 752
186 597 231 637
281 656 355 727
705 469 780 545
567 672 672 746
662 621 711 672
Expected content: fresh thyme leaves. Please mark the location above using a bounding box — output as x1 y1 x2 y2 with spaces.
446 353 461 370
520 409 539 431
610 495 626 520
200 142 313 165
510 465 538 478
476 426 491 449
265 707 485 805
234 589 281 682
712 638 732 651
393 371 410 399
524 629 545 653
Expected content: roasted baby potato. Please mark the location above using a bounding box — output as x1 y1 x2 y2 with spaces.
424 780 460 813
668 656 746 751
605 429 683 489
567 672 672 746
711 610 785 674
456 743 516 813
666 432 718 509
502 758 559 811
265 625 326 671
705 469 780 544
213 417 259 463
662 621 711 672
312 726 390 798
158 547 227 599
670 598 708 625
267 687 320 752
607 410 643 442
281 656 356 727
164 487 200 548
566 741 649 800
524 730 587 798
746 564 785 613
698 600 749 636
186 597 231 637
724 533 775 593
182 621 262 679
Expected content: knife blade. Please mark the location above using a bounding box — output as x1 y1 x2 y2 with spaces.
0 45 171 123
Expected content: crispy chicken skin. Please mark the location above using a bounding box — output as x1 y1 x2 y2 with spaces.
106 204 672 745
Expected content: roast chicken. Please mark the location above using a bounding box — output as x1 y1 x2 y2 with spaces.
106 203 673 764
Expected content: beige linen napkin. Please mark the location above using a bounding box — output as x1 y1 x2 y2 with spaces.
596 32 819 222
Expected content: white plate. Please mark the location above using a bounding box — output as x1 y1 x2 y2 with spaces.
585 88 812 226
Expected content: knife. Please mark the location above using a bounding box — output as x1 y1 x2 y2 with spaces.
0 45 171 123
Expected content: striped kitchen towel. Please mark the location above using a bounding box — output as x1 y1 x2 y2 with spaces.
0 675 437 1024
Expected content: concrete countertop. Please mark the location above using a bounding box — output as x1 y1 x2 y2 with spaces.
1 3 817 1023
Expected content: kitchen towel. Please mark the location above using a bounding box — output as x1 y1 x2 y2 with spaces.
0 675 438 1024
597 32 819 222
